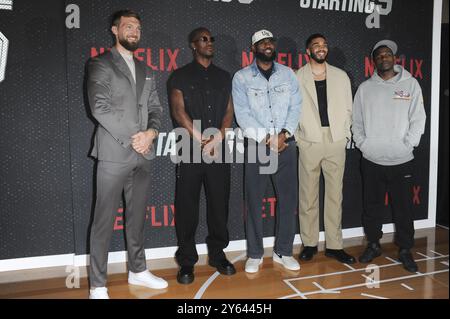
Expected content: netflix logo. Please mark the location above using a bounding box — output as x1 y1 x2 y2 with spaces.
365 56 424 79
384 185 422 206
241 51 309 70
91 47 180 72
114 204 175 230
113 197 280 230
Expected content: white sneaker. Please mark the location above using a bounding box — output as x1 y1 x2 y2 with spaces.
273 252 300 271
89 287 110 299
128 270 168 289
245 257 263 273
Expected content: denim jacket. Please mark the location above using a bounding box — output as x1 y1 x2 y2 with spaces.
232 61 302 142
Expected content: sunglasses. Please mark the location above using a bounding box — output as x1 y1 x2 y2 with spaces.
195 36 215 43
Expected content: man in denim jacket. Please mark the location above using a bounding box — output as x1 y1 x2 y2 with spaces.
232 30 302 273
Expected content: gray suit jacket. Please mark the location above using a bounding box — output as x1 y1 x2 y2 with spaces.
87 46 162 162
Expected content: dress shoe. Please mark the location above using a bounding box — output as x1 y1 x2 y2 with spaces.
89 287 109 299
128 270 168 289
209 259 236 275
398 249 418 273
358 242 382 263
177 266 194 284
299 246 318 261
325 249 356 264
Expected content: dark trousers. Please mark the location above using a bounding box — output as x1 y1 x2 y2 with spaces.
361 158 415 250
244 140 298 258
174 162 231 267
89 157 150 288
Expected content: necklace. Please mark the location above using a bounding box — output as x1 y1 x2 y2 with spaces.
312 69 326 76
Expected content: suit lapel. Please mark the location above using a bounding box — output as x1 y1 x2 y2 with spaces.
303 63 319 110
111 47 137 97
325 63 335 120
301 63 322 126
134 59 145 100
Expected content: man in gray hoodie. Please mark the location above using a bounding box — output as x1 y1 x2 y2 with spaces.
352 40 426 273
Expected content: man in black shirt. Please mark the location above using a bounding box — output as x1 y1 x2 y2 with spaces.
167 27 235 284
295 33 355 264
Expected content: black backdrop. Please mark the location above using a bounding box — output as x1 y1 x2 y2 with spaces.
0 0 434 260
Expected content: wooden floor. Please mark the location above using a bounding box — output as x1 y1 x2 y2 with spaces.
0 226 448 299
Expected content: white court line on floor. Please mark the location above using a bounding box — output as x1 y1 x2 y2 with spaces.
401 283 414 291
429 250 444 256
312 281 341 294
361 293 388 299
283 279 308 299
441 261 449 266
416 252 432 259
194 253 246 299
385 256 401 264
343 263 356 270
279 255 450 299
295 269 448 298
285 255 448 283
361 274 374 282
279 293 301 299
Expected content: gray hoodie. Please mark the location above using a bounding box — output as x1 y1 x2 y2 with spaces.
352 65 426 166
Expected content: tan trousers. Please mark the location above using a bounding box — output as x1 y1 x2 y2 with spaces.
297 127 347 249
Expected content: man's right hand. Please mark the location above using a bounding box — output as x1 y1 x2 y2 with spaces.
131 130 157 154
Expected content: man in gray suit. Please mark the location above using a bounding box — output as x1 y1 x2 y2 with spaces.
87 10 167 299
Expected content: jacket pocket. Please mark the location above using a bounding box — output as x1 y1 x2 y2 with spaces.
247 87 267 110
296 137 313 150
271 83 290 107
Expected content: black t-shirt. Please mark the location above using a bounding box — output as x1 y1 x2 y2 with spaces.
257 63 274 81
167 60 231 131
315 79 329 127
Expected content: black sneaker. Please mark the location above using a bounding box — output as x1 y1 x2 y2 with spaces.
358 242 382 263
398 249 418 273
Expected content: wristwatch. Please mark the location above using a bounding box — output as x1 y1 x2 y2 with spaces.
280 129 291 139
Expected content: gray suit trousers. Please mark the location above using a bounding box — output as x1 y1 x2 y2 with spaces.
89 156 151 288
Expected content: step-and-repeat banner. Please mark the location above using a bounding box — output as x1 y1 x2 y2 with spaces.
0 0 433 259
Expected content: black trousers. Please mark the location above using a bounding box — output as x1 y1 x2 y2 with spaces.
361 158 415 250
174 162 231 267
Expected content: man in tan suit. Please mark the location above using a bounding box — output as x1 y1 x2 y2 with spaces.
295 34 355 264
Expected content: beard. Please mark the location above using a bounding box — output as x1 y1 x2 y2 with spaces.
255 50 276 62
119 37 139 52
310 51 327 64
197 49 214 59
376 62 394 72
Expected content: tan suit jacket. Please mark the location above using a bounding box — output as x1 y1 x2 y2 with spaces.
294 62 352 143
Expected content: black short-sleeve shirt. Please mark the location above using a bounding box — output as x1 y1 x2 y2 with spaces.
168 60 231 131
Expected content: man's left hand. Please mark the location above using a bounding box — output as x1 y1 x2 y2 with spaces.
266 133 288 153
